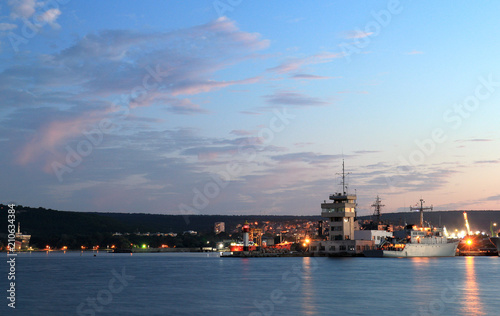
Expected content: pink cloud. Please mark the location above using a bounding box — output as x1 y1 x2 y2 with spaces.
267 52 343 74
16 110 109 170
171 76 261 96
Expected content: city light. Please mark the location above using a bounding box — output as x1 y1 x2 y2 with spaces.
466 239 473 246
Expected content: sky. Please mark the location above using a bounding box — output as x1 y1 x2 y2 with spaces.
1 0 500 217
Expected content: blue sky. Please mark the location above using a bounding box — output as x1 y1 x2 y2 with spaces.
1 0 500 216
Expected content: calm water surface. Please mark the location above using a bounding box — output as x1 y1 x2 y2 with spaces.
2 251 499 315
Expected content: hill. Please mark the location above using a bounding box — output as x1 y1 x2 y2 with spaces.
2 204 499 249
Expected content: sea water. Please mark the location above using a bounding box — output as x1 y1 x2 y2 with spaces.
2 251 499 315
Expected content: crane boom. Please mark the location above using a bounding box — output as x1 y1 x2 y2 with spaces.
463 212 471 235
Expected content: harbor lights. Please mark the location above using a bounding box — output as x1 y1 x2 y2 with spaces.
303 238 311 249
466 238 473 253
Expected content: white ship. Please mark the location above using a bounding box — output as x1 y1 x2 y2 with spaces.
364 199 459 258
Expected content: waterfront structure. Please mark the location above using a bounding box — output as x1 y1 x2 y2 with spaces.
354 229 393 247
253 228 262 246
242 221 250 251
309 162 374 256
15 222 31 251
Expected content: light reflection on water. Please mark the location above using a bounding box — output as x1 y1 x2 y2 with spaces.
300 257 317 316
462 256 485 315
4 251 500 315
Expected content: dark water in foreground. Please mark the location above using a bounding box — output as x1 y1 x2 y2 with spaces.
2 252 499 315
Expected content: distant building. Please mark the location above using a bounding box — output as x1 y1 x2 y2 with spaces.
214 222 225 234
15 222 31 251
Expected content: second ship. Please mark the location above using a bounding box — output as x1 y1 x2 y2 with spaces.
363 199 459 257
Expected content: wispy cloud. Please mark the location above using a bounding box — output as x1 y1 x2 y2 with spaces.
341 30 373 39
486 194 500 201
353 150 380 154
7 0 62 29
8 0 38 19
337 90 369 94
291 73 335 80
0 23 17 31
3 17 269 170
230 129 255 136
38 8 61 29
271 152 345 165
264 91 329 107
406 50 424 55
456 138 493 143
474 160 499 164
240 111 264 116
267 52 343 74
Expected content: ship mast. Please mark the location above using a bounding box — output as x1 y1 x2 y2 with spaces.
410 199 433 227
336 159 351 195
371 196 384 224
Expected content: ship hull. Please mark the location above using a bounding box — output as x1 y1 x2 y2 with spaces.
364 241 458 258
490 237 500 256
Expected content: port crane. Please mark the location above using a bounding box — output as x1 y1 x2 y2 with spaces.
463 212 471 236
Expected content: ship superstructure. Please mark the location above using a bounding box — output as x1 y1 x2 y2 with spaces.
364 200 459 257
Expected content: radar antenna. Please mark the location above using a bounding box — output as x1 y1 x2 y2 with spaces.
371 196 384 224
336 159 351 195
410 199 433 227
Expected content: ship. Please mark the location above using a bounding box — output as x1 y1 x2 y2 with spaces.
364 199 459 258
490 237 500 256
